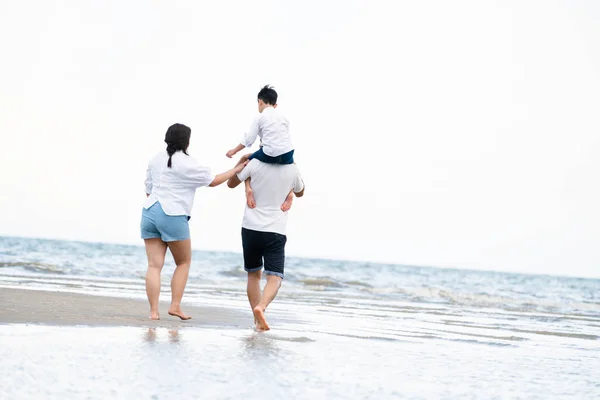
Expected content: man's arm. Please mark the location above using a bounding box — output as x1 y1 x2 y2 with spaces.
227 154 251 188
294 181 305 197
293 172 305 197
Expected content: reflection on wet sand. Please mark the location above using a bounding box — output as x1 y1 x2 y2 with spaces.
168 329 180 344
143 328 181 344
144 327 157 342
242 332 280 359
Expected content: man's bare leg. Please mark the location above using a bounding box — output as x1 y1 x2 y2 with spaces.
144 238 168 320
253 274 282 331
280 190 294 212
167 239 192 320
245 179 256 209
247 270 262 327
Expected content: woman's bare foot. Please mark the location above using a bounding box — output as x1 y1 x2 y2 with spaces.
168 307 191 320
281 192 294 212
246 189 256 209
253 306 270 331
149 310 160 320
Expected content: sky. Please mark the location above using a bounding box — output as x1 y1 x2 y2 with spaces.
1 0 599 278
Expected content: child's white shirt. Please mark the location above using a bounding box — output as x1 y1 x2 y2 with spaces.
240 107 294 157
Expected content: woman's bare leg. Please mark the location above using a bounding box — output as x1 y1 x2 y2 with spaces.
144 238 168 320
167 239 192 320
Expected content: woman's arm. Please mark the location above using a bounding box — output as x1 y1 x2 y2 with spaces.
227 154 251 188
209 160 249 187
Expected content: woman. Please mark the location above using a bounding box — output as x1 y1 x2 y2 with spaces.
141 123 247 320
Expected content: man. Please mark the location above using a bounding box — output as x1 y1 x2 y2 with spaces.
227 154 305 331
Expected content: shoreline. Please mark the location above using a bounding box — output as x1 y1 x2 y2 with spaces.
0 287 248 329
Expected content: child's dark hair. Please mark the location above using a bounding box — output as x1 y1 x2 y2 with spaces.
257 85 278 105
164 123 191 168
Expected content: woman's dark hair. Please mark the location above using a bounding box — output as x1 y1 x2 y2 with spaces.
164 123 191 168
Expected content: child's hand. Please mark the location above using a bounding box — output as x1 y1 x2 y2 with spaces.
226 149 237 158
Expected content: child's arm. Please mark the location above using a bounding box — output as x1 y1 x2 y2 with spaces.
227 117 261 158
226 143 246 158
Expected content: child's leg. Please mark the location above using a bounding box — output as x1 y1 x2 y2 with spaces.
280 161 296 212
281 189 294 212
245 178 256 209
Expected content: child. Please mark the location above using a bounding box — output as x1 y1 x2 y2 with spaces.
226 85 296 211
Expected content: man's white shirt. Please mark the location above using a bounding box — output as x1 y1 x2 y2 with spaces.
237 160 304 235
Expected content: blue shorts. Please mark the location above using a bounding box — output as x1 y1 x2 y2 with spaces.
249 148 294 165
140 202 190 242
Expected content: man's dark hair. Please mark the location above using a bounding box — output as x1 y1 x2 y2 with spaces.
257 85 278 105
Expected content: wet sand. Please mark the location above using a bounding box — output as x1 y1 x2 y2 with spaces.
0 288 247 328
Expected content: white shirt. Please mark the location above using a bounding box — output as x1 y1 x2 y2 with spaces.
144 151 215 216
237 159 304 235
240 107 294 157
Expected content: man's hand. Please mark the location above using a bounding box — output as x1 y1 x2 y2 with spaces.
234 153 251 167
228 154 253 189
234 160 249 174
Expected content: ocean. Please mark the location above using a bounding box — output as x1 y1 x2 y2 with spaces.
0 235 599 399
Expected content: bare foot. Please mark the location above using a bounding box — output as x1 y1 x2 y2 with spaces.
168 308 191 320
253 306 270 331
149 311 160 320
281 192 294 212
246 189 256 209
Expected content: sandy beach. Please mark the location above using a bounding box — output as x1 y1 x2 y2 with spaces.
1 237 599 399
0 288 246 328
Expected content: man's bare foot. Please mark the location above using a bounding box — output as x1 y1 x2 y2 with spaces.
281 192 294 212
149 311 160 320
246 190 256 209
253 306 270 331
168 308 191 320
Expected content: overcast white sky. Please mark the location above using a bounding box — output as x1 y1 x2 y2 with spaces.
1 0 599 278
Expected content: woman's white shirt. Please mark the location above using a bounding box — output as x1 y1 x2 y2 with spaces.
144 151 215 216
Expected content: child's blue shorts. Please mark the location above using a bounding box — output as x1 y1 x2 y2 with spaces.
140 202 190 242
249 148 294 164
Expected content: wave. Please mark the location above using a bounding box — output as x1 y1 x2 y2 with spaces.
218 268 247 278
0 261 64 274
295 277 373 289
1 257 598 318
299 278 346 288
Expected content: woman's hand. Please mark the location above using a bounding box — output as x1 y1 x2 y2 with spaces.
234 160 249 173
236 153 251 165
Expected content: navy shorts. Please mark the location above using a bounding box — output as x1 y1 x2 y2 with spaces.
140 202 190 242
241 228 287 278
248 148 294 165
